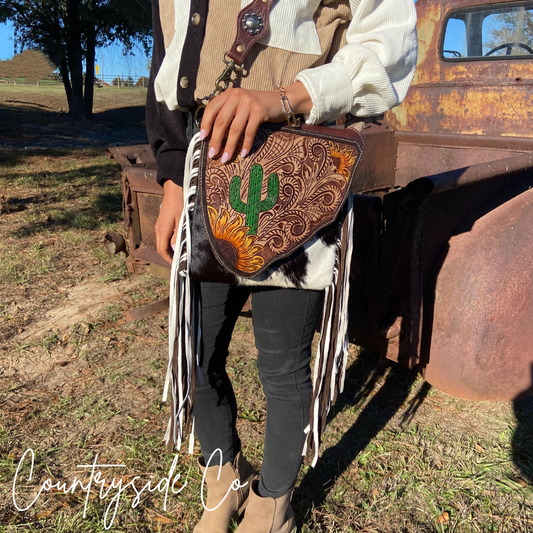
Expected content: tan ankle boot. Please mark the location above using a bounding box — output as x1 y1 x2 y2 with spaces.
236 479 297 533
194 452 257 533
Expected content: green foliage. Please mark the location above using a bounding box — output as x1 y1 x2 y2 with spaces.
487 6 533 54
5 0 152 61
0 4 13 23
135 75 149 88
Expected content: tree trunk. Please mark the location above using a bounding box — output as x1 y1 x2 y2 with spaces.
66 0 84 119
59 58 72 107
83 22 96 119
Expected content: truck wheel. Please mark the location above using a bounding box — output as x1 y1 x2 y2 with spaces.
422 187 533 401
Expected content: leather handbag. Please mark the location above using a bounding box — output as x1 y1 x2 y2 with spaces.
188 122 364 290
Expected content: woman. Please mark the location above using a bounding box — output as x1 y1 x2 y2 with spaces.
147 1 417 532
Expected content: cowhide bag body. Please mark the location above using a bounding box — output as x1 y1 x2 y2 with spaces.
188 122 364 290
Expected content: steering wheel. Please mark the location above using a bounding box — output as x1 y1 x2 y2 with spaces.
443 50 462 58
485 42 533 56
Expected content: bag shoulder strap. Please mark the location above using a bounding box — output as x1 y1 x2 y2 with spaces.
227 0 276 66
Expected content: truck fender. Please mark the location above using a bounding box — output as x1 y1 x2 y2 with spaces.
421 186 533 401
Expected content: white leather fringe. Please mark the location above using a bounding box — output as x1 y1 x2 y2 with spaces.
164 132 203 454
164 134 354 467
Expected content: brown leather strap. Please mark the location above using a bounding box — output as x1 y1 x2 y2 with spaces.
227 0 276 65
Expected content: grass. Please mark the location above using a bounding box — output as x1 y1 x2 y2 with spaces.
0 85 532 533
0 84 147 113
0 148 125 298
0 242 55 285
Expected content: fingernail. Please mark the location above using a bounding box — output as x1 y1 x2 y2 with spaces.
240 148 248 158
208 147 216 159
199 129 206 140
221 152 230 164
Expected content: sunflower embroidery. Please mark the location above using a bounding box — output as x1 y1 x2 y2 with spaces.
208 206 265 274
328 142 358 180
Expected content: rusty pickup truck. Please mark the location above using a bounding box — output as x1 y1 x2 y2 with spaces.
108 0 533 402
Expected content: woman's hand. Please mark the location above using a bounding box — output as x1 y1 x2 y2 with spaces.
155 180 184 264
200 82 312 163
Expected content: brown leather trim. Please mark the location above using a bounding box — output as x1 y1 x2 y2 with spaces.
298 123 365 146
227 0 276 65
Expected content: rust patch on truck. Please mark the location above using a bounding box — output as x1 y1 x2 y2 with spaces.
388 0 533 139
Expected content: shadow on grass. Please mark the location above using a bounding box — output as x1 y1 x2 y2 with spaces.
3 99 52 110
0 103 147 151
2 161 118 184
512 365 533 485
0 102 145 126
0 147 104 169
3 160 123 236
294 350 430 518
94 105 146 127
12 193 123 237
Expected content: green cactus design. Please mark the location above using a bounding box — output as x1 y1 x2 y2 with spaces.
229 164 279 235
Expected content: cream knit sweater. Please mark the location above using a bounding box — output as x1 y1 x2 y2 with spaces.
155 0 418 124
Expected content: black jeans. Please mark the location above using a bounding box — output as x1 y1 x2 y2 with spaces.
194 282 324 498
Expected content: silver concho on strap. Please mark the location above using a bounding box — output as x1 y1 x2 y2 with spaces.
242 12 264 35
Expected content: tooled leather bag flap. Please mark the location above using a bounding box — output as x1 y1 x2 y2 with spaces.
197 123 364 278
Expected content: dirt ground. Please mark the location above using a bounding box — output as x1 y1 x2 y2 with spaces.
0 86 532 533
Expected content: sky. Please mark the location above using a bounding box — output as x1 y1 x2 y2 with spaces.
0 21 151 80
0 1 421 80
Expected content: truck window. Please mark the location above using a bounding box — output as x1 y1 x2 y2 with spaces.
442 2 533 60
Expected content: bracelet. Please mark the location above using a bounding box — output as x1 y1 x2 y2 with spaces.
276 85 300 128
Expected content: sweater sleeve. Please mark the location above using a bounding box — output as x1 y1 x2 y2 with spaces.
294 0 418 124
146 0 189 187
